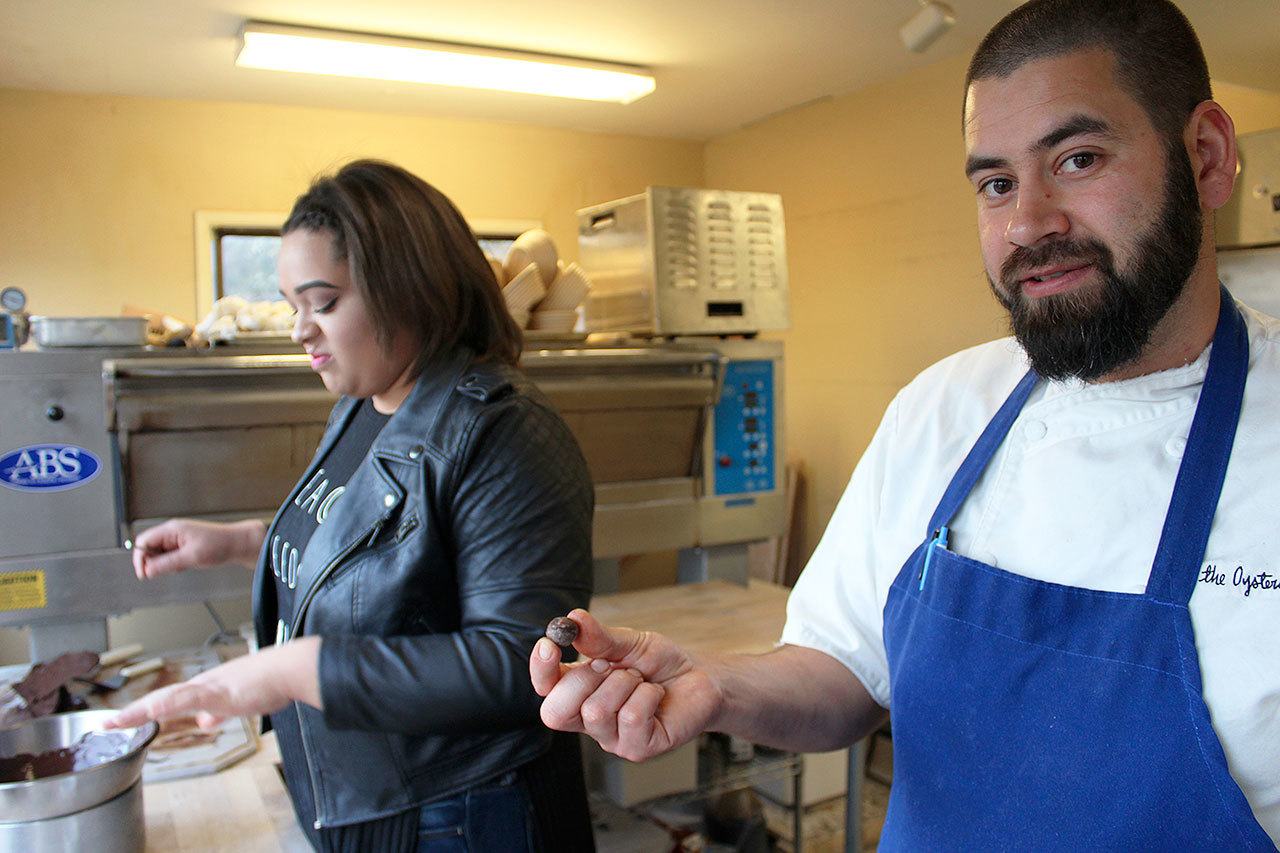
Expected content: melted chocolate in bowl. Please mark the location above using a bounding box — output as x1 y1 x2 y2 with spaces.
0 731 136 783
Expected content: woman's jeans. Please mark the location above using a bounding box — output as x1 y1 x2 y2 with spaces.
416 772 536 852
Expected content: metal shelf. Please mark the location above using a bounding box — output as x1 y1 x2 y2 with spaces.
625 738 806 852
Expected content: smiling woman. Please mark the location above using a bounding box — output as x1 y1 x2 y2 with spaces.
113 160 596 852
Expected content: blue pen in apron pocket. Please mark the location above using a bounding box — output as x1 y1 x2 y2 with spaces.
919 525 949 590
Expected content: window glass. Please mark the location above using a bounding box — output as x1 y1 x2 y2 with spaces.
216 231 282 302
478 237 517 261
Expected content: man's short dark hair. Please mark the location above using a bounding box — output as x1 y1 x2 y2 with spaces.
283 160 522 374
965 0 1212 142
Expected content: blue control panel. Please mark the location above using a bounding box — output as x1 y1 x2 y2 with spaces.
712 359 775 496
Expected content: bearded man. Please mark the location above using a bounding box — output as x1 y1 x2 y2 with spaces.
532 0 1280 847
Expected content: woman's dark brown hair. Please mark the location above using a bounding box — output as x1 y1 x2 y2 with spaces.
282 159 522 373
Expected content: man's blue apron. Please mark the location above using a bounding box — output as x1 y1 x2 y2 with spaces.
880 287 1276 850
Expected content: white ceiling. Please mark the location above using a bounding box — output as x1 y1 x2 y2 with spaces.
1 0 1276 140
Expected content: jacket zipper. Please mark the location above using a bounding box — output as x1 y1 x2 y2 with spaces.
395 514 419 543
292 516 385 829
919 525 950 591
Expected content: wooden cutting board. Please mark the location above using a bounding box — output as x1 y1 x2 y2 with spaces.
85 646 259 782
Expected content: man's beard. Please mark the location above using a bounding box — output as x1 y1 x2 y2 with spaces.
989 143 1203 381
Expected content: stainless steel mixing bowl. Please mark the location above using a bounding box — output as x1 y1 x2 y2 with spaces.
0 709 157 822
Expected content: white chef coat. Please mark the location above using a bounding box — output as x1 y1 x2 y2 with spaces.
783 300 1280 843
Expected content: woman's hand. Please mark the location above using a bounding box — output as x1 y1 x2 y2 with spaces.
104 638 323 731
133 518 266 579
530 609 722 763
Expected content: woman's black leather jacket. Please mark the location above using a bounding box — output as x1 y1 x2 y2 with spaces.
251 348 593 829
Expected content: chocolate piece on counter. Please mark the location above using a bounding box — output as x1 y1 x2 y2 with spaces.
54 688 88 714
143 660 184 692
14 651 100 707
151 715 218 752
153 730 218 751
23 690 59 719
545 617 580 647
0 730 133 783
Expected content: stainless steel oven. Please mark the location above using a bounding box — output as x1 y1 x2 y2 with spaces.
0 339 785 660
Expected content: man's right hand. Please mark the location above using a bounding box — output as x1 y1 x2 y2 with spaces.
132 519 264 580
530 609 721 763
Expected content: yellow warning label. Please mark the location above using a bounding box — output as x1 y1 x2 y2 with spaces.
0 571 47 611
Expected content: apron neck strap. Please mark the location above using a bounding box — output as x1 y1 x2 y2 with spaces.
1146 285 1249 606
927 368 1039 535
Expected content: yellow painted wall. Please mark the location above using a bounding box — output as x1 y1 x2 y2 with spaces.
704 60 1280 565
0 88 704 322
704 55 996 564
1215 80 1280 135
0 88 703 663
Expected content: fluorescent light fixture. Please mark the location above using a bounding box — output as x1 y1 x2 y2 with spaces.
236 21 656 104
899 1 956 53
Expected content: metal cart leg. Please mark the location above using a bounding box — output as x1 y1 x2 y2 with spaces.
792 753 804 853
845 739 866 852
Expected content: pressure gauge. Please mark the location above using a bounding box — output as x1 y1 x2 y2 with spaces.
0 287 26 312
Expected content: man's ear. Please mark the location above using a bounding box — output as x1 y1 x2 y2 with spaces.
1185 101 1238 211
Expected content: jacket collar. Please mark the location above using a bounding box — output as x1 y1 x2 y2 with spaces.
298 346 474 479
370 347 474 459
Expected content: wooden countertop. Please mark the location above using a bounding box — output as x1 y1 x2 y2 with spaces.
145 732 309 852
141 579 792 850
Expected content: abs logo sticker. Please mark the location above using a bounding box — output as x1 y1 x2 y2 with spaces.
0 445 102 493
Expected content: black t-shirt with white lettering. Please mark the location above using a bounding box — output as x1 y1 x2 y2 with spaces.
269 400 390 632
265 400 416 852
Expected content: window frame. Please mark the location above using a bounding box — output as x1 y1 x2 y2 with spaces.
194 211 287 321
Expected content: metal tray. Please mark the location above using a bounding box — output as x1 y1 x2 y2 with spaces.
30 316 148 348
207 330 296 347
